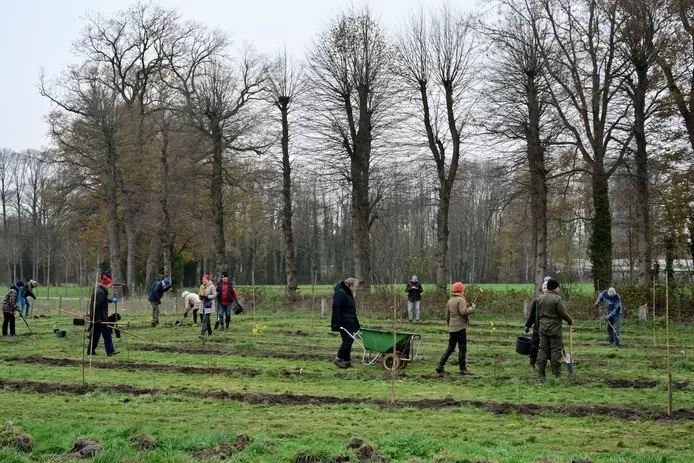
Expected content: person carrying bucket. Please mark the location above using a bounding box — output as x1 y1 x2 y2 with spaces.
523 283 546 372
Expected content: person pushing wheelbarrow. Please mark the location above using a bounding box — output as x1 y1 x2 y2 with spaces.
331 277 360 369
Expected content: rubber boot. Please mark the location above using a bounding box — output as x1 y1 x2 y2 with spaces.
225 322 230 330
435 363 444 374
214 321 219 330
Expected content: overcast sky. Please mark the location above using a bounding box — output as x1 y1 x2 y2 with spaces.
0 0 478 152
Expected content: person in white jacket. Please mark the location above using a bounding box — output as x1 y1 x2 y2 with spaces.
181 291 202 326
199 275 217 337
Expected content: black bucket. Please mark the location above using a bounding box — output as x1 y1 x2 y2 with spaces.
516 336 531 355
55 330 67 338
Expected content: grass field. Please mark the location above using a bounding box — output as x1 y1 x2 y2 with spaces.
0 298 692 462
28 282 598 299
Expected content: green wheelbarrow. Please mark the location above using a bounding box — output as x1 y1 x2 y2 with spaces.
342 327 422 371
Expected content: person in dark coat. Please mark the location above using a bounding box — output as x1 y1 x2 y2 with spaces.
331 277 360 368
524 284 546 372
147 278 171 327
405 275 423 322
536 278 572 379
87 274 119 356
19 280 37 318
215 271 237 330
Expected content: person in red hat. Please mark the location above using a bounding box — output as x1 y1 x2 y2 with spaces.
87 273 119 356
436 281 475 375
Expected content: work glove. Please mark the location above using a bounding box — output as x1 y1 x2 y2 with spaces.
594 303 599 308
524 326 530 334
199 294 205 300
111 297 118 303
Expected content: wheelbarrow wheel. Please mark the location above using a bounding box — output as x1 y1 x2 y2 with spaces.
397 359 409 370
382 352 401 371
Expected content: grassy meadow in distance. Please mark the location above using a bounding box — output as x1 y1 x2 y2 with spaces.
0 292 692 462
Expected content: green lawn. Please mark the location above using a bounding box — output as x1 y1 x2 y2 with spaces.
1 306 691 462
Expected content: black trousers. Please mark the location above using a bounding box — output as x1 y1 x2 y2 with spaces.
438 329 467 370
337 330 354 362
2 312 16 335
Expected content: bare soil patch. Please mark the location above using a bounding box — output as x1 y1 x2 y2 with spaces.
2 379 692 421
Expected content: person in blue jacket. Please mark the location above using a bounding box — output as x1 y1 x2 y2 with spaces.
148 278 171 327
595 287 622 346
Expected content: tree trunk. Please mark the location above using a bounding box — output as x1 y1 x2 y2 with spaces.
435 188 451 288
633 66 652 285
160 117 172 280
590 168 613 290
526 76 548 290
279 101 297 294
105 142 124 287
145 233 162 287
212 123 226 274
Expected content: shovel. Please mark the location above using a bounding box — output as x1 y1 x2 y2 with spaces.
562 327 574 375
17 311 33 335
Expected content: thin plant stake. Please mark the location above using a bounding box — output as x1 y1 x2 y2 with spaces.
666 273 672 417
391 279 397 405
652 276 657 347
86 265 100 386
252 269 256 322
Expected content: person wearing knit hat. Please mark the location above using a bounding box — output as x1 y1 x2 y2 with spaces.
536 278 572 379
405 275 424 322
594 286 622 346
87 273 119 356
435 282 475 375
199 274 217 337
216 271 238 331
147 277 172 327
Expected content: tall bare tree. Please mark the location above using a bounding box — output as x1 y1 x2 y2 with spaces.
616 0 670 284
306 6 395 288
266 49 303 294
169 45 268 272
41 63 127 286
76 2 179 291
534 0 632 289
397 5 477 289
481 0 559 290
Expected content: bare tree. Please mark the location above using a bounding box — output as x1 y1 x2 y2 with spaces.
397 5 477 289
41 63 127 286
616 0 670 284
0 148 15 282
306 5 396 288
169 45 268 272
533 0 632 289
266 49 304 294
76 2 180 291
658 0 694 153
481 0 560 290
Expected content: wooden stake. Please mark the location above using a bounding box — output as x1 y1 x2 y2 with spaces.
391 278 397 405
251 269 256 321
652 276 656 347
665 273 672 417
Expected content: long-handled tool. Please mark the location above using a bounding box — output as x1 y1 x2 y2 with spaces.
468 288 484 307
17 311 33 335
596 306 622 342
566 327 574 375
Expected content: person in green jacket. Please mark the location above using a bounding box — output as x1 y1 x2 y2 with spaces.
536 278 572 379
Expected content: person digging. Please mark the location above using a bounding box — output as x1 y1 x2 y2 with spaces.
147 278 171 327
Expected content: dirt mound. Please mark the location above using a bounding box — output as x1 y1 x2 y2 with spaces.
129 433 157 450
604 379 658 389
0 422 32 452
191 434 252 460
70 438 103 458
346 438 389 462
